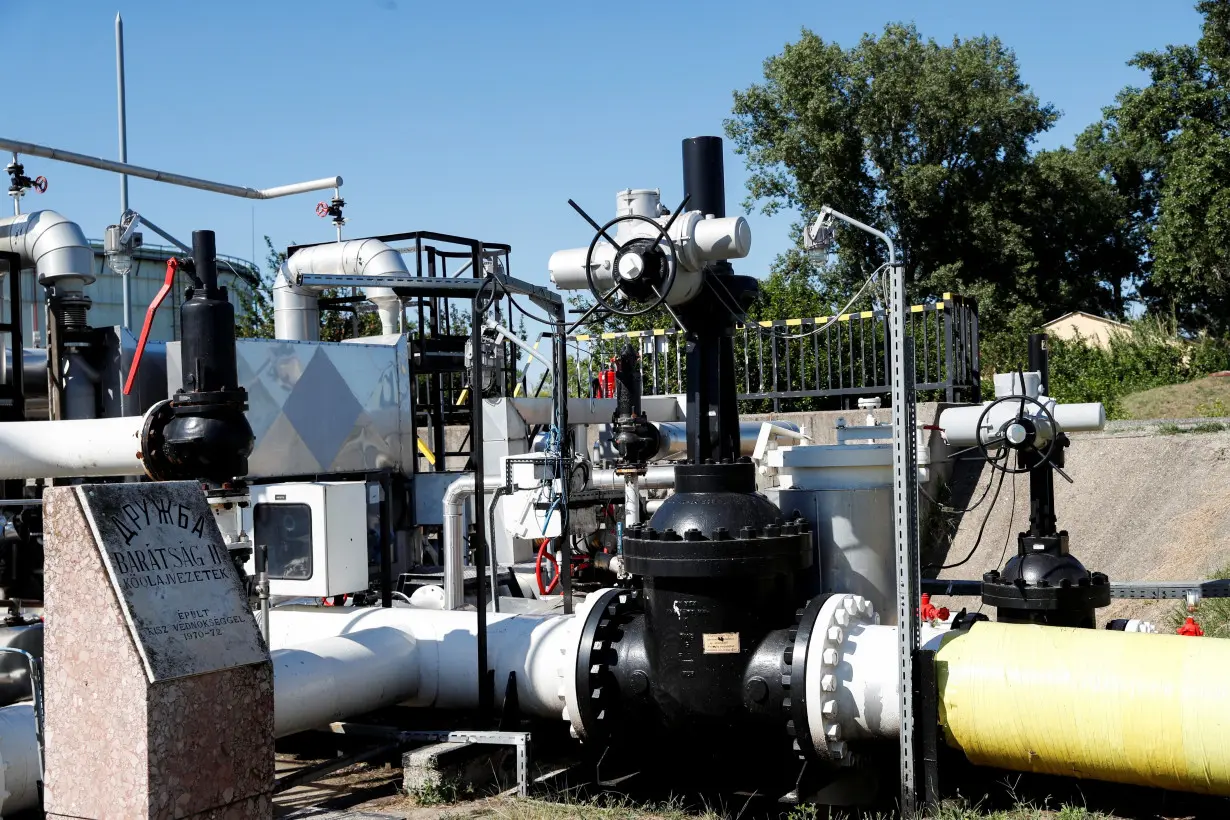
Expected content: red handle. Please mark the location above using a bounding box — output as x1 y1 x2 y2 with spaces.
316 201 330 218
124 257 179 396
32 176 47 194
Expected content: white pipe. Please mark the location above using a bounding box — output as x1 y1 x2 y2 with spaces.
0 210 95 292
0 702 39 815
486 320 551 369
624 473 641 527
275 239 410 341
267 606 577 722
512 396 682 425
442 474 476 611
0 137 341 201
272 627 419 738
0 414 147 479
589 465 675 491
650 420 800 461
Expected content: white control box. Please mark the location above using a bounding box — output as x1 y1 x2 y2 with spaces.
244 481 369 598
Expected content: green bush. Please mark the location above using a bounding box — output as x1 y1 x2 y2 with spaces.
1029 320 1230 419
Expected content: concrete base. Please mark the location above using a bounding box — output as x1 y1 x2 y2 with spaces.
402 742 513 796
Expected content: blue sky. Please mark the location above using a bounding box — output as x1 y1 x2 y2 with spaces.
1 1 1205 297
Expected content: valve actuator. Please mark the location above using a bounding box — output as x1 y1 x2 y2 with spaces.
548 188 751 309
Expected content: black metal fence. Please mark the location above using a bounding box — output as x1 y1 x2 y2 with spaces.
569 293 980 410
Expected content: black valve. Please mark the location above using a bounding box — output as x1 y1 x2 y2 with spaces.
5 159 46 198
316 196 346 228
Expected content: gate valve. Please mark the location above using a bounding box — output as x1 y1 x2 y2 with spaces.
316 196 346 227
5 159 46 197
919 593 950 623
1177 616 1204 637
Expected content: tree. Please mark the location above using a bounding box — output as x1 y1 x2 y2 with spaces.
234 237 382 340
1080 1 1230 332
726 24 1139 370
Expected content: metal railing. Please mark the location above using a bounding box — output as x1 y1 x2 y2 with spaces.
569 293 980 410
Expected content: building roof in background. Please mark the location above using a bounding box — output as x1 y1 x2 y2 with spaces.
1042 311 1128 329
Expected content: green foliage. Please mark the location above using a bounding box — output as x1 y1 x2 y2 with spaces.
1045 321 1230 419
1079 1 1230 333
726 23 1138 359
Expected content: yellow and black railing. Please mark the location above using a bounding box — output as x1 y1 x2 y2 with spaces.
567 293 980 409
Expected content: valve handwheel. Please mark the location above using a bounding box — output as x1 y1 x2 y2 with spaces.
315 201 331 218
569 194 691 318
975 392 1060 475
32 176 47 194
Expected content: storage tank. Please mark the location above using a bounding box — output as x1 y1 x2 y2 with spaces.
764 435 896 623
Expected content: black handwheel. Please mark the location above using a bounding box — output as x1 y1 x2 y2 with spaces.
583 213 679 317
975 393 1059 474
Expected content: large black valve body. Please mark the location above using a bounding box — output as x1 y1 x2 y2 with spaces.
574 462 814 781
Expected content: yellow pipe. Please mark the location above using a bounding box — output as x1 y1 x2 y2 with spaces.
935 622 1230 795
415 437 437 467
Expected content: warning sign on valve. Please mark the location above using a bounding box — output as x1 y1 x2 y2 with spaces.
702 632 741 654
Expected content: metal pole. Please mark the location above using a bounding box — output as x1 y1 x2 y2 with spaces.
115 13 131 330
890 265 920 815
554 302 572 615
470 245 491 719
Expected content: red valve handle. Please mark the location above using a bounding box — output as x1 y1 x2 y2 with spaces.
32 176 47 194
124 257 179 396
316 201 330 218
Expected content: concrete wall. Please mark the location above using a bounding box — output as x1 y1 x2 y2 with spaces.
932 424 1230 626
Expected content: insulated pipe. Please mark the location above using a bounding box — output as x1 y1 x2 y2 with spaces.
0 210 95 292
442 474 478 610
813 616 1230 796
272 627 419 738
266 606 578 722
0 414 147 479
275 239 410 341
935 622 1230 795
0 138 341 201
650 420 799 461
0 702 39 815
588 465 675 491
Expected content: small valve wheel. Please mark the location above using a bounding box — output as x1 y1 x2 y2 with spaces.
315 201 330 218
32 176 47 194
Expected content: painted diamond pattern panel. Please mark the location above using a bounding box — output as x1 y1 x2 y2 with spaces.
226 339 407 478
281 347 366 471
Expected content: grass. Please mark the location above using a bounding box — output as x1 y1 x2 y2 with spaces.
1120 374 1230 419
1156 420 1228 434
425 796 1115 820
1164 563 1230 638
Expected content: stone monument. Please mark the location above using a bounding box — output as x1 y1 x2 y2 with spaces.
43 481 274 819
